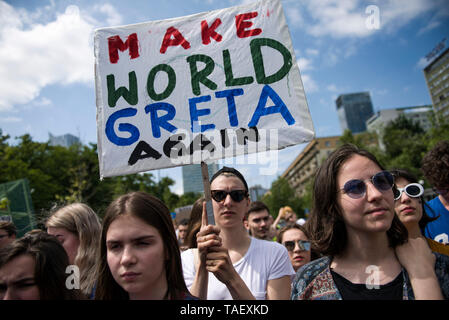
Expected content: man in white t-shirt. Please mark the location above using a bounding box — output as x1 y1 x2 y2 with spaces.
181 167 294 300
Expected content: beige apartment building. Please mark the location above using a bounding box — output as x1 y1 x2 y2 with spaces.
281 136 340 197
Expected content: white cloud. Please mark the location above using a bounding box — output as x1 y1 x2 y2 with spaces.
416 57 429 69
0 116 22 123
327 84 338 92
33 97 53 107
297 57 313 71
300 73 318 94
286 7 304 28
285 0 440 39
306 48 319 56
94 4 123 26
0 1 123 112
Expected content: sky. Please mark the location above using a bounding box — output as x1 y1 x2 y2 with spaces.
1 0 448 195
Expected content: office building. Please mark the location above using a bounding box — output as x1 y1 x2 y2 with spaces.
249 185 268 201
182 162 219 194
281 136 340 198
423 37 449 118
48 133 81 148
336 92 374 134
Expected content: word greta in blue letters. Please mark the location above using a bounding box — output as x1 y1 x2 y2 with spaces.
106 85 294 167
179 304 269 317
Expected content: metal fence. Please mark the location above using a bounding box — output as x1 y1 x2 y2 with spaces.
0 178 36 237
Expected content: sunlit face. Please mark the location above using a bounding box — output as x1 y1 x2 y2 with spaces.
246 209 271 240
106 214 167 300
0 254 40 300
394 177 422 228
211 175 250 229
337 155 395 235
47 227 80 265
282 228 311 272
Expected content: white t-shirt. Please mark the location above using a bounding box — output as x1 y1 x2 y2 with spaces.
181 237 295 300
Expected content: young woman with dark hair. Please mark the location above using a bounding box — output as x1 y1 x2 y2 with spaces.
391 168 449 298
95 191 196 300
0 231 83 300
291 144 444 300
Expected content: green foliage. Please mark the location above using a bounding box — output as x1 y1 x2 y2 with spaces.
337 113 448 184
262 112 449 220
262 177 304 219
0 130 193 218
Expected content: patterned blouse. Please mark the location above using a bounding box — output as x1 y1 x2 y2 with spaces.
291 255 449 300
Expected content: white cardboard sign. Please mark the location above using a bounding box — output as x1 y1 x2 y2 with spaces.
94 0 314 178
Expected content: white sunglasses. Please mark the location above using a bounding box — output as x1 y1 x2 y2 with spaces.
393 183 424 200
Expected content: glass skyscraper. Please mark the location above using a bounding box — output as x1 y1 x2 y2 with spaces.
336 92 374 134
182 162 219 194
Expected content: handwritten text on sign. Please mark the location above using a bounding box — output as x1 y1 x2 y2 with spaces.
94 0 314 178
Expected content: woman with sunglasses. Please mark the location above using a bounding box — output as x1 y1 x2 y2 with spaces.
277 224 319 272
291 144 444 300
391 169 449 298
391 169 449 257
181 166 295 300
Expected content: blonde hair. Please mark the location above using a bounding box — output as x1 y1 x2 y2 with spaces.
280 206 294 217
46 203 101 296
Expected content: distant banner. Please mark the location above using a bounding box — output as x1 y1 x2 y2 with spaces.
94 0 314 178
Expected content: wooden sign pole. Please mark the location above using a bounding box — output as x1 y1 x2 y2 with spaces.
201 161 215 225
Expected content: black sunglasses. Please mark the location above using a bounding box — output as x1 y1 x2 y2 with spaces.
394 183 424 200
211 190 247 202
341 171 394 199
283 240 310 252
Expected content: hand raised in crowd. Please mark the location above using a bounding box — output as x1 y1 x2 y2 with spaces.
196 201 221 265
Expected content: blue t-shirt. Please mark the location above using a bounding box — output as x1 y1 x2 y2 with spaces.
424 196 449 244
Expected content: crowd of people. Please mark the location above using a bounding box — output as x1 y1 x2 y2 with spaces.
0 141 448 300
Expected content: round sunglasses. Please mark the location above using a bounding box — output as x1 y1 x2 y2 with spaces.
211 190 247 202
394 183 424 200
341 171 394 199
283 240 311 252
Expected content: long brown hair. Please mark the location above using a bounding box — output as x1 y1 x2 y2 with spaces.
306 144 408 256
94 191 190 300
184 196 205 249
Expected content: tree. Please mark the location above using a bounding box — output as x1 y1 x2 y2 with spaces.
262 177 303 219
0 130 187 219
176 192 203 208
380 114 428 178
425 111 449 148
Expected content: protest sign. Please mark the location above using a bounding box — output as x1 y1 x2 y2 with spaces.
94 0 314 178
